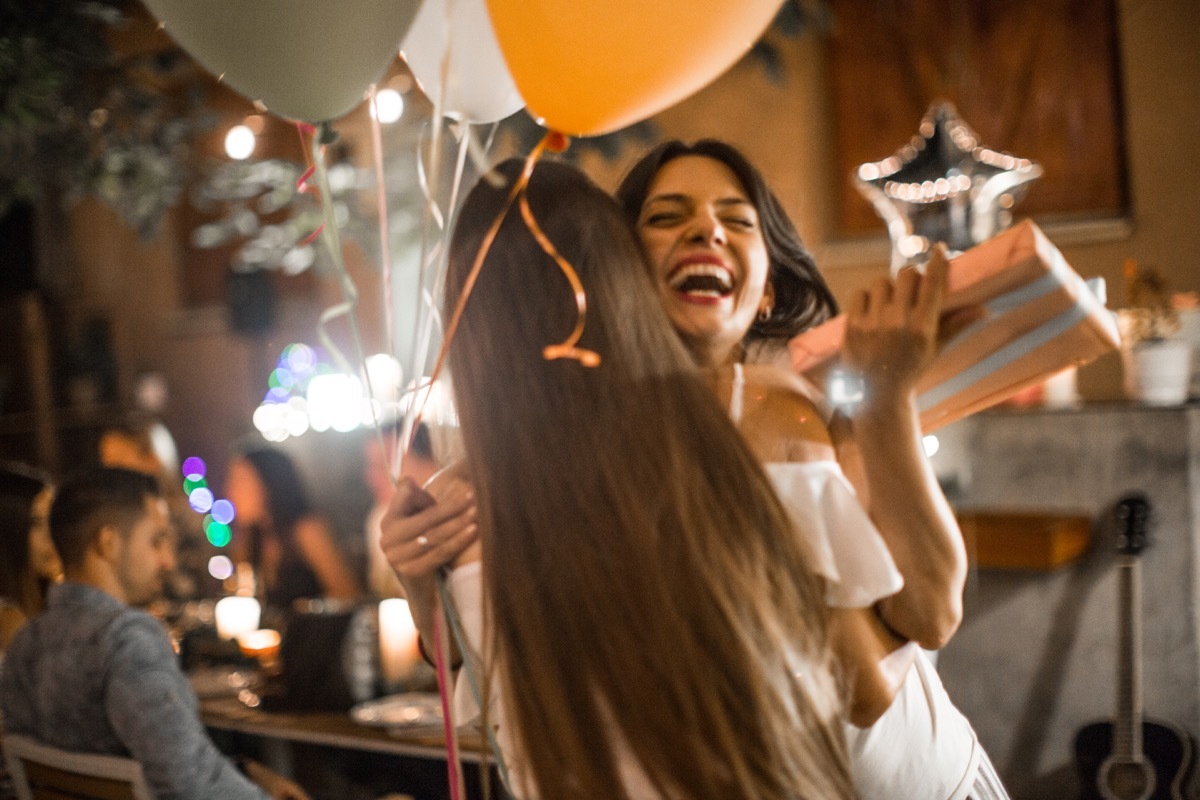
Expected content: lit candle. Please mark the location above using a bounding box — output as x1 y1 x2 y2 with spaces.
378 598 420 687
236 628 281 661
214 596 261 640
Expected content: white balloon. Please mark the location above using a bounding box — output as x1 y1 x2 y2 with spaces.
402 0 524 124
143 0 423 123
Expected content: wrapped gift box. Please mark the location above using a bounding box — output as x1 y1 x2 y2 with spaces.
789 220 1122 431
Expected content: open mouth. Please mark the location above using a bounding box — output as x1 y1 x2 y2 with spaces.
667 263 734 299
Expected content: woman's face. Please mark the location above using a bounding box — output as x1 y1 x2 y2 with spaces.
28 487 62 581
225 458 267 526
635 155 772 366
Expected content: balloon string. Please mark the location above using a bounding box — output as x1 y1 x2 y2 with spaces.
309 124 386 454
518 193 601 367
294 122 325 242
432 593 465 800
397 69 450 490
367 84 401 477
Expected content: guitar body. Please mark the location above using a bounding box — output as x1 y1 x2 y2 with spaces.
1072 496 1196 800
1074 719 1193 799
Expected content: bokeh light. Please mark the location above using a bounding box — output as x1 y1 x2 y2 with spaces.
208 555 235 581
370 88 404 124
181 457 206 480
211 499 236 525
284 343 316 374
183 476 207 494
922 434 940 458
188 487 214 513
307 373 364 433
224 124 256 160
206 520 232 548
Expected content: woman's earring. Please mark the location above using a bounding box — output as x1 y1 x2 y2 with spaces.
757 306 772 323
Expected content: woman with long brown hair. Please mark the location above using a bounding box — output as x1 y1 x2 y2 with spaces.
383 159 855 799
0 463 61 658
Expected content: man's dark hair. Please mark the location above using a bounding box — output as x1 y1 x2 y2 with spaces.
50 467 161 569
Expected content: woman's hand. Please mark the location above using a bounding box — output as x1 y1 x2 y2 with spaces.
380 473 478 604
842 244 950 403
379 470 478 662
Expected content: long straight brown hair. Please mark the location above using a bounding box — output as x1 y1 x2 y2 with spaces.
444 159 853 800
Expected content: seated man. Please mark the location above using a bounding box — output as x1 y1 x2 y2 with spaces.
0 467 309 800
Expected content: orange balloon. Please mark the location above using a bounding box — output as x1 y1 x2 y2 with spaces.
484 0 784 136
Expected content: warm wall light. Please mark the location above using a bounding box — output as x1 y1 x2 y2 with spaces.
224 124 256 160
370 88 404 124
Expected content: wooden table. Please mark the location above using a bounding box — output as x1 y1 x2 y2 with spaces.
200 695 499 799
199 696 484 763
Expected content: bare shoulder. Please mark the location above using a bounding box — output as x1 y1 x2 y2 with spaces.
739 365 835 462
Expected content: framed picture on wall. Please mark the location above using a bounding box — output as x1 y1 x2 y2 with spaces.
826 0 1128 239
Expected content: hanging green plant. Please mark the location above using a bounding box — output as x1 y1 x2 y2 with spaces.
0 0 208 237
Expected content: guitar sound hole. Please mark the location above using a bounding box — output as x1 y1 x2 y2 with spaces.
1102 758 1154 800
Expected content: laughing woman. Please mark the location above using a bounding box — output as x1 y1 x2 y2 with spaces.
615 139 1005 800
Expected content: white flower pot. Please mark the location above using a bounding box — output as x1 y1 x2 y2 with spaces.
1125 339 1193 405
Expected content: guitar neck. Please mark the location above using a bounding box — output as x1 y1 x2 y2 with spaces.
1114 555 1144 760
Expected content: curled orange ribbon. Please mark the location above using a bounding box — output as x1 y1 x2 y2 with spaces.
420 131 601 428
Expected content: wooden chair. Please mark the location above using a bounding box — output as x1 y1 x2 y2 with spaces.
2 734 152 800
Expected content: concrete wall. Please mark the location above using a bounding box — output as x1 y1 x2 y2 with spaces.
933 404 1200 798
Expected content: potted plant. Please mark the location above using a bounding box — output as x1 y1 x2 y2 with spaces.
1118 259 1192 405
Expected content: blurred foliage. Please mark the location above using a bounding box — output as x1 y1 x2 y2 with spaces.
0 0 211 237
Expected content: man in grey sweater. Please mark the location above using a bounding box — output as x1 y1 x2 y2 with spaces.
0 467 308 800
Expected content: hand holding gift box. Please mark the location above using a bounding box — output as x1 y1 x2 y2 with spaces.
789 220 1121 431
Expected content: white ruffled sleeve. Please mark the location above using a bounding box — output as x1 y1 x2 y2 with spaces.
446 561 486 725
764 461 904 609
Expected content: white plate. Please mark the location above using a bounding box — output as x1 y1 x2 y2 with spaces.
350 692 444 728
189 666 255 699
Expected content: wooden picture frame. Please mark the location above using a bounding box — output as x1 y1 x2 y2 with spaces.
827 0 1128 238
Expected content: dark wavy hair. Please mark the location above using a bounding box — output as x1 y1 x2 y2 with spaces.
0 463 52 604
615 139 838 347
237 448 312 548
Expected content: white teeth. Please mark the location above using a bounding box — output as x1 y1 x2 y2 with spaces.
667 263 733 291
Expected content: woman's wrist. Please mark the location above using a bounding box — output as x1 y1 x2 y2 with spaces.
417 633 463 670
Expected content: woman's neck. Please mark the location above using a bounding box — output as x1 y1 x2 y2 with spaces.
686 339 741 370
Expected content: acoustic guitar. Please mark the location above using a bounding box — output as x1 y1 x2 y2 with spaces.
1074 494 1194 800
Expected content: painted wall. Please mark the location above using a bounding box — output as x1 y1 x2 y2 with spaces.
932 405 1200 798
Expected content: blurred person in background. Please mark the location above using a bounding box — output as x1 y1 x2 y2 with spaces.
0 463 61 659
98 415 211 601
0 467 310 799
225 447 361 614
